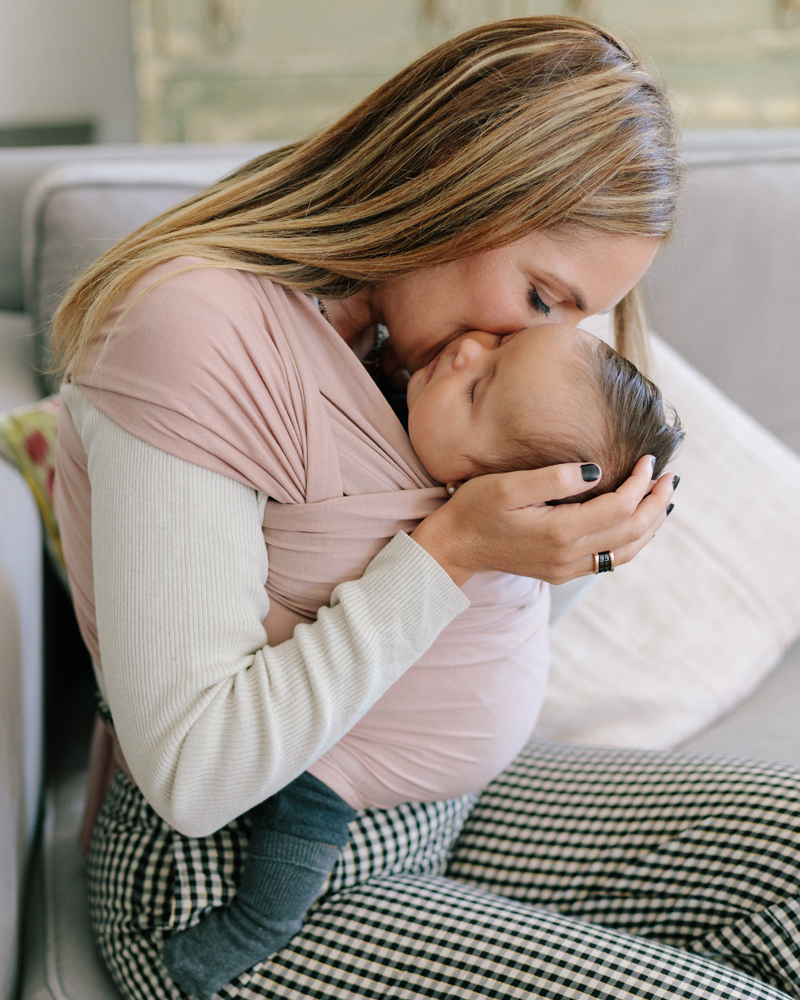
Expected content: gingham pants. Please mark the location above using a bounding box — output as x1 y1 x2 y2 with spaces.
87 741 800 999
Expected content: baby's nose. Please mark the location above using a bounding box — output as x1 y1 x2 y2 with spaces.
457 334 489 359
452 337 483 370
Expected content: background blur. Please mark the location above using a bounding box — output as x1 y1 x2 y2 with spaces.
1 0 800 146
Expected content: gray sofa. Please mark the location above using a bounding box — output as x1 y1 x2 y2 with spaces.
1 132 800 1000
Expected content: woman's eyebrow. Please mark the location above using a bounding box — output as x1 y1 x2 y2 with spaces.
543 272 587 313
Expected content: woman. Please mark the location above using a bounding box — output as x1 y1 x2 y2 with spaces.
53 17 800 1000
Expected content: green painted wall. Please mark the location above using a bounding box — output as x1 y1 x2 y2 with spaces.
130 0 800 142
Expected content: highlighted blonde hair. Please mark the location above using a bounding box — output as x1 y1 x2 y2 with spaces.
54 16 681 372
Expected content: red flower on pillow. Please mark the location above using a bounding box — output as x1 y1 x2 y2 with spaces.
25 429 50 467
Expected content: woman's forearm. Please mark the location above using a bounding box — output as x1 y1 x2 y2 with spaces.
65 387 468 836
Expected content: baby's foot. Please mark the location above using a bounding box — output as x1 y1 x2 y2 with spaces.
162 834 341 999
162 898 299 999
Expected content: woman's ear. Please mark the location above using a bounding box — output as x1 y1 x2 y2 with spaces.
445 480 464 495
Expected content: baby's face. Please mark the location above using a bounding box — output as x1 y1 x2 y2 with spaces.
406 324 595 485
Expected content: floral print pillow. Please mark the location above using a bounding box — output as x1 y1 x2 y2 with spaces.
0 395 65 577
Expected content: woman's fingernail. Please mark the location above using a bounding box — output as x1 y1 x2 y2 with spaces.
672 475 680 490
650 456 656 469
581 463 601 482
666 503 674 516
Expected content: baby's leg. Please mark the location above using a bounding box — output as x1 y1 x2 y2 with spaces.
162 771 355 999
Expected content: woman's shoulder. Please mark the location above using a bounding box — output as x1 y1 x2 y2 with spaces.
119 257 311 338
125 255 271 308
130 256 308 299
76 257 318 496
106 257 310 352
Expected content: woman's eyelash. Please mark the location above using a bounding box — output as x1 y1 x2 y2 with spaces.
530 287 551 316
468 376 480 402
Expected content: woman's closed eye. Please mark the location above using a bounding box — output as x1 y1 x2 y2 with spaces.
467 375 480 403
530 286 551 316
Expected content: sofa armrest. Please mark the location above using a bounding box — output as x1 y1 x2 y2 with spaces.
0 143 273 314
0 458 42 1000
20 775 123 1000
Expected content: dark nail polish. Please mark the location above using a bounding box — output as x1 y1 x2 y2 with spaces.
581 463 601 482
672 475 680 490
666 503 674 516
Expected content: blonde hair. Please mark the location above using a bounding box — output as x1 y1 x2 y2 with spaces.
54 15 681 373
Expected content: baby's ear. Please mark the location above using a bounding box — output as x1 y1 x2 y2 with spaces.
445 480 464 495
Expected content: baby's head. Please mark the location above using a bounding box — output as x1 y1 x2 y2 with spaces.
406 325 683 499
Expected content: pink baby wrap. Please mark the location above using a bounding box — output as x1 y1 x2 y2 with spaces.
57 257 549 810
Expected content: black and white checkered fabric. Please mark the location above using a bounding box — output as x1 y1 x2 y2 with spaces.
87 741 800 999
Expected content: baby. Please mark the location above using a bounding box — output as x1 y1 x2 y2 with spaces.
163 324 684 998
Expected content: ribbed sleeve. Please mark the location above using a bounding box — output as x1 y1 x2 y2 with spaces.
63 385 469 836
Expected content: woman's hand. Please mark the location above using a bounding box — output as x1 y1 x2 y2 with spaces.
410 455 677 586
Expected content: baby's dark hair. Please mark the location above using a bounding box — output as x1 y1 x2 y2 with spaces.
475 336 684 501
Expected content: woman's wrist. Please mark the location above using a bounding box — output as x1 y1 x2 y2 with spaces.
410 508 474 587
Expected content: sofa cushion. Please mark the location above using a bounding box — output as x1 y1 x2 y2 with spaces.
644 144 800 454
680 635 800 765
537 332 800 750
0 397 63 577
0 459 42 1000
20 774 122 1000
0 312 39 412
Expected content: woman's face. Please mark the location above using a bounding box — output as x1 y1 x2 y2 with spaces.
372 228 659 373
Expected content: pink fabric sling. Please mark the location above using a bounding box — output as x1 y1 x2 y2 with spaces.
57 257 549 812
